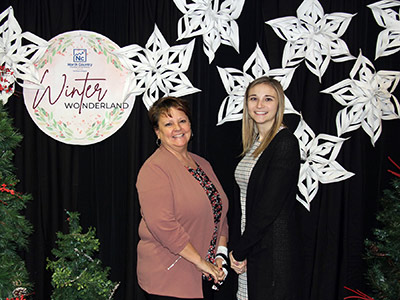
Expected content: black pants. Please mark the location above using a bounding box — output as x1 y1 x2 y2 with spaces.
144 278 216 300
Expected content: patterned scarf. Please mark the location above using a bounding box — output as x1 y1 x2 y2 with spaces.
187 165 222 274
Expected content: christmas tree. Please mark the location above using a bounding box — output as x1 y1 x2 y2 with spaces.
364 157 400 300
46 211 119 300
0 102 33 300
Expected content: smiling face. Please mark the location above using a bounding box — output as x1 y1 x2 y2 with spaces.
155 107 191 153
246 83 279 135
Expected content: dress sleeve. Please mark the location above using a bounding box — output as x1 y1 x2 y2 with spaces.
232 134 300 261
136 162 190 255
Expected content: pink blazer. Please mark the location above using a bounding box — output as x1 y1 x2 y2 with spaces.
136 146 229 298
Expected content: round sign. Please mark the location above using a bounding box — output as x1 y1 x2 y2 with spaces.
23 30 135 145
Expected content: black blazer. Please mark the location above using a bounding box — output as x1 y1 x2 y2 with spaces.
230 128 302 300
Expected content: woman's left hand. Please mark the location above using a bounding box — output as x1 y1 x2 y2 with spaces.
229 251 247 274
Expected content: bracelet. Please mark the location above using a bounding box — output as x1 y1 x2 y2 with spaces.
221 263 229 276
215 253 229 265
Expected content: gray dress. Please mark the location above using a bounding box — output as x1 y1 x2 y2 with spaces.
234 140 261 300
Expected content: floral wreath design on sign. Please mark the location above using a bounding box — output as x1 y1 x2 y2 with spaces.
33 106 124 142
31 32 128 143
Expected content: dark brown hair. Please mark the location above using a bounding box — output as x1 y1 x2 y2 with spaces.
148 96 192 129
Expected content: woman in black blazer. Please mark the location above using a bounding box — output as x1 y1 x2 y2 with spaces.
229 76 302 300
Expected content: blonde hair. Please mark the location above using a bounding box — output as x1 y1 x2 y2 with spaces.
241 76 286 157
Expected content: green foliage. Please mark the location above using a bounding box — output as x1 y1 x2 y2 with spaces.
365 177 400 300
47 211 119 300
0 103 22 180
0 103 33 299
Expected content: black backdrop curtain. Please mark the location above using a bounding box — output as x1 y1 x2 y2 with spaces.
1 0 399 299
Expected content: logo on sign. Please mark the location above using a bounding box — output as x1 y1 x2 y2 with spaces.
73 49 87 62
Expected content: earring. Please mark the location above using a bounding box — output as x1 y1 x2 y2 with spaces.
156 138 161 147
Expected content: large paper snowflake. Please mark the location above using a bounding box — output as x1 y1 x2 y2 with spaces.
321 51 400 146
114 25 200 110
174 0 244 63
0 6 48 104
294 116 354 211
266 0 355 82
368 0 400 59
217 44 299 125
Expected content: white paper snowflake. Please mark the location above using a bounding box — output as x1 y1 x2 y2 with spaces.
217 44 299 125
114 25 200 110
321 51 400 146
174 0 244 63
294 116 354 211
266 0 355 82
368 0 400 59
0 6 48 104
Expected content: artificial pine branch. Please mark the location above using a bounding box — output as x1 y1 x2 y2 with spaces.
0 103 22 179
364 158 400 300
0 103 33 299
47 211 119 300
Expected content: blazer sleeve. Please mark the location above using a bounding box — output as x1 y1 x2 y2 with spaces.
220 213 229 238
136 162 190 255
231 133 300 261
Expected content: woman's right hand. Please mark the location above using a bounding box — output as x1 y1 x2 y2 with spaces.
195 259 225 283
178 242 225 283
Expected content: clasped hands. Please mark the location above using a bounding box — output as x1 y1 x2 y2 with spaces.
196 258 226 283
229 251 247 274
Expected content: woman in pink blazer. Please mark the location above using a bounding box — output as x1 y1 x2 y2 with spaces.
136 97 229 300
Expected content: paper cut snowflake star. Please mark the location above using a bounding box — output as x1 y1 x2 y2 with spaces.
294 116 354 210
174 0 244 63
115 25 200 110
0 6 48 104
217 44 299 125
321 51 400 146
266 0 355 82
368 0 400 59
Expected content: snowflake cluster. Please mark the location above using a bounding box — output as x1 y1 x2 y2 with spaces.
0 6 48 104
174 0 245 63
115 25 200 109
